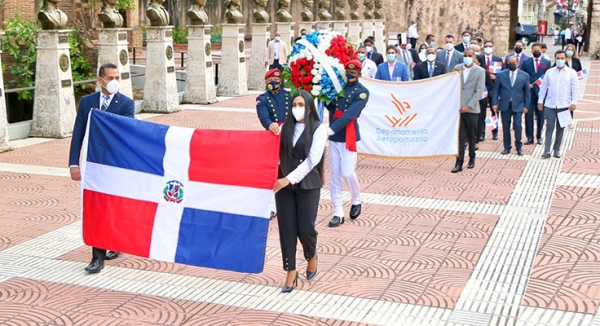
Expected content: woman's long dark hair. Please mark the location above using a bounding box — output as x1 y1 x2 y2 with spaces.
279 91 325 182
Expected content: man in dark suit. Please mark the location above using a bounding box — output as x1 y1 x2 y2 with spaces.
413 47 445 80
491 56 531 156
479 40 504 139
69 63 135 274
503 41 530 69
520 43 551 145
364 38 383 66
454 31 471 53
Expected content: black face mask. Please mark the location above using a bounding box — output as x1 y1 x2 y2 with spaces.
514 47 523 54
347 72 359 83
533 51 541 58
508 63 518 71
267 81 280 92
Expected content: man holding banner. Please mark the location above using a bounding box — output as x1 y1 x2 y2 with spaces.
452 49 485 173
326 60 369 227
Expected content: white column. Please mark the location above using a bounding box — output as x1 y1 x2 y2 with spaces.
30 30 76 138
218 24 248 97
297 22 314 36
97 28 133 99
142 26 180 113
183 25 218 104
248 23 270 91
360 20 375 41
347 21 362 47
316 21 333 31
276 22 296 48
333 21 348 37
0 32 10 152
373 19 386 52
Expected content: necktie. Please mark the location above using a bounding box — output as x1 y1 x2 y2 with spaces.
516 54 520 63
535 58 539 72
403 51 409 65
102 95 110 111
510 72 516 87
428 63 433 78
486 56 491 70
446 52 451 72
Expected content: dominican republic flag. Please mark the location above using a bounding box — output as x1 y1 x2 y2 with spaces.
488 62 503 74
535 74 545 86
81 110 280 273
485 115 499 131
578 69 589 80
480 86 488 100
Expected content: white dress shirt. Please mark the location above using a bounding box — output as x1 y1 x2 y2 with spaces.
361 58 377 78
284 123 328 185
538 66 579 109
462 65 472 82
273 41 280 59
99 93 115 110
408 25 418 38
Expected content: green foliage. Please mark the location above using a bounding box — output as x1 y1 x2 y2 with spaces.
1 14 38 101
211 26 223 44
68 25 96 94
88 0 136 11
172 26 188 44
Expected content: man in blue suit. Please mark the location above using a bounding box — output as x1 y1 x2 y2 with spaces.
375 45 409 81
68 63 135 274
520 43 551 145
491 56 531 156
503 41 530 69
436 35 463 73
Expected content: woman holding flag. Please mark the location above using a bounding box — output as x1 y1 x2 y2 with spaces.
273 91 327 293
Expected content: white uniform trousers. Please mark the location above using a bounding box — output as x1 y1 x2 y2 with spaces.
329 141 361 217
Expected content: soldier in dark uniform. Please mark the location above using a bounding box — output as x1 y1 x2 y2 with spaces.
256 68 290 219
326 60 369 227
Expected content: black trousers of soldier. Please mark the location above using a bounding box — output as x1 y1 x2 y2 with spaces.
275 188 320 271
92 247 107 260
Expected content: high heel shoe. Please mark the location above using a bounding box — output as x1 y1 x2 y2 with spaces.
306 255 318 280
281 271 298 293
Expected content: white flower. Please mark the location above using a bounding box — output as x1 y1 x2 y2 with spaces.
312 75 321 83
313 85 322 92
311 88 320 96
311 69 318 76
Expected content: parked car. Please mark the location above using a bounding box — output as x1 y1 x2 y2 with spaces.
520 24 538 46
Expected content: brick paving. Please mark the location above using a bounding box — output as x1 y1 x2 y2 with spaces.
0 57 599 325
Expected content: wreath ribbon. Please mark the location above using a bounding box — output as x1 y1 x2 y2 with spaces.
296 38 343 93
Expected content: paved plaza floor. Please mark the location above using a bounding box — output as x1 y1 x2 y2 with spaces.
1 52 600 325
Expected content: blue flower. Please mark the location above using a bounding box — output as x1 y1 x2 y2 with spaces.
291 43 306 56
305 31 320 47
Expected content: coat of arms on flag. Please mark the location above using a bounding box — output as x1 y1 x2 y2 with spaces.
80 110 280 273
488 62 503 74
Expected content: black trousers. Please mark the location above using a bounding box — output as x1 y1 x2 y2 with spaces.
409 37 417 49
477 98 489 141
457 113 478 166
269 59 283 72
525 93 544 141
275 187 320 271
92 247 107 260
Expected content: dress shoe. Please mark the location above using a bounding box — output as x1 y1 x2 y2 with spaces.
270 211 277 220
554 152 561 158
306 255 318 280
328 216 344 227
105 251 120 260
537 139 543 145
492 135 498 140
467 160 475 169
451 165 462 173
349 204 362 220
84 259 104 273
478 136 485 142
282 271 298 293
501 149 510 155
542 153 551 159
524 139 534 145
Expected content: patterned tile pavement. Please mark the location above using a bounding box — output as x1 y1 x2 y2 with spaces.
0 56 600 325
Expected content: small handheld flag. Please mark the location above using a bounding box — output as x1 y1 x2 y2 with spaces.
578 69 588 80
488 62 503 74
535 74 545 86
485 116 499 131
480 86 488 100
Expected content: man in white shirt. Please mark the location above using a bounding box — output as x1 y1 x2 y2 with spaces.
357 45 377 78
407 21 418 49
267 31 289 71
537 50 579 158
564 24 572 45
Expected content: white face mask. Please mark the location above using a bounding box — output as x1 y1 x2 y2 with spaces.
426 54 436 62
102 78 120 95
292 107 305 121
484 47 493 54
445 43 454 51
366 46 373 53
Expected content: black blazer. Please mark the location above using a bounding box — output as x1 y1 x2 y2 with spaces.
551 58 582 72
369 52 384 66
413 60 446 80
409 48 422 64
455 43 469 53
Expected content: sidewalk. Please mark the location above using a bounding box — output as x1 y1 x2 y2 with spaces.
0 49 599 325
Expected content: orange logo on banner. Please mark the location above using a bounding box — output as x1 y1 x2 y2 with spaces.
385 94 418 128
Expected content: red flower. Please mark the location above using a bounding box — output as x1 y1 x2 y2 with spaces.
303 85 311 91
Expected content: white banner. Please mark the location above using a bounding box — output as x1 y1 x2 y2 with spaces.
357 73 461 158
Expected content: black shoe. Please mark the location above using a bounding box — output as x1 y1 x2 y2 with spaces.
524 140 534 145
349 204 362 220
85 259 104 273
501 149 510 155
105 251 120 261
270 211 277 220
451 165 462 173
517 150 524 156
542 153 551 159
537 139 543 145
328 216 344 227
492 135 498 140
478 136 485 142
306 256 318 280
554 152 561 158
467 160 475 169
282 271 298 293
